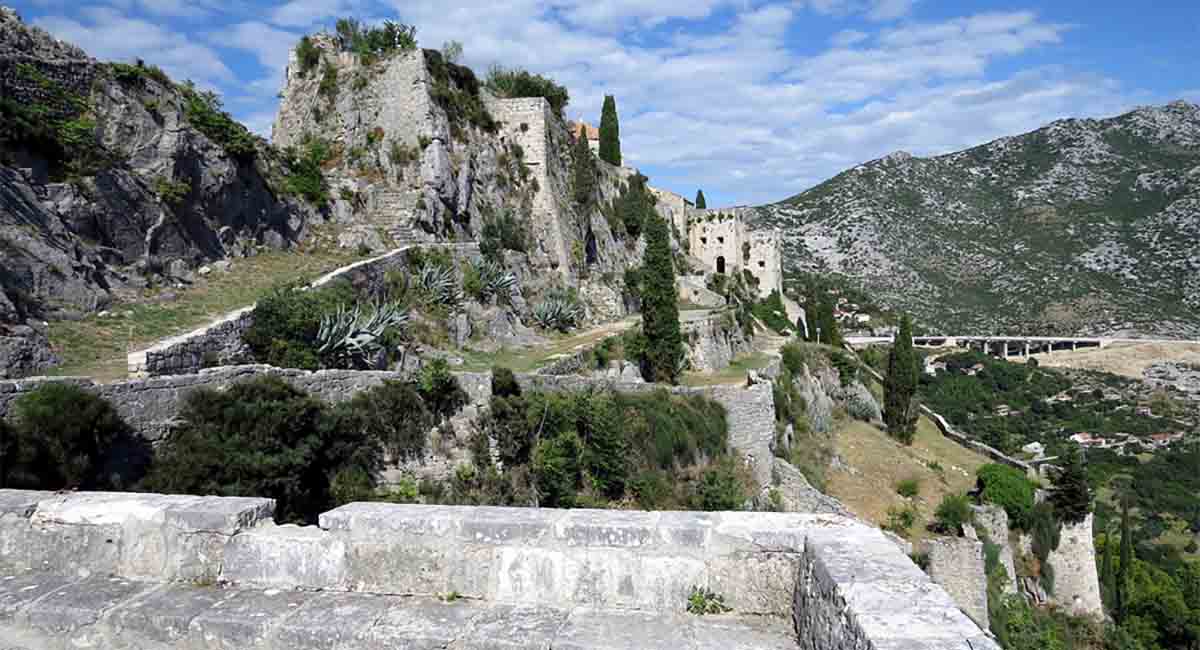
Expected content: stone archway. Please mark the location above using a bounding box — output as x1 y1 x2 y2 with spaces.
585 230 598 265
716 256 726 274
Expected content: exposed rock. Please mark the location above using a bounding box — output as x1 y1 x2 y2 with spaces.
337 225 387 253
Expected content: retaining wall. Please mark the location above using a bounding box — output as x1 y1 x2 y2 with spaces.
0 489 998 650
127 243 480 377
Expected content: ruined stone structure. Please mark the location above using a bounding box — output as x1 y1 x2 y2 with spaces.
1045 514 1104 617
923 536 989 629
0 489 998 649
688 208 783 299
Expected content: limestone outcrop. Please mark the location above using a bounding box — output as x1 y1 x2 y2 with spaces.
0 7 320 377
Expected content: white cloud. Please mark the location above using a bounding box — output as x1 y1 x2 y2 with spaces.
35 6 234 87
830 29 868 47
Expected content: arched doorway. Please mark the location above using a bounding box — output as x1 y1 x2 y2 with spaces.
585 230 598 265
716 256 726 274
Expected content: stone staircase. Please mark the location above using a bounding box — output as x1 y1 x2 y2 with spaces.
367 188 423 247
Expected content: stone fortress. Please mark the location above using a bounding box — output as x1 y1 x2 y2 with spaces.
687 207 784 300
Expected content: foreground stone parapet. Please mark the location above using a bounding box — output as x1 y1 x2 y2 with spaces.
0 491 998 649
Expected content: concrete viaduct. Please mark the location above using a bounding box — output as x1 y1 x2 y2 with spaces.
845 335 1191 358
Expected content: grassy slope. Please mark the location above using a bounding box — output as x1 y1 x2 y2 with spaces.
48 236 365 382
826 415 990 544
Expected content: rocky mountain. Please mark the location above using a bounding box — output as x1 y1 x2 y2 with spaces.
0 7 320 376
751 101 1200 338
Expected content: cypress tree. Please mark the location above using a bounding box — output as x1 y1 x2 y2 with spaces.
639 207 682 383
598 95 621 166
1100 522 1116 611
694 189 706 209
1116 495 1132 623
1049 449 1092 525
572 130 596 205
884 314 919 444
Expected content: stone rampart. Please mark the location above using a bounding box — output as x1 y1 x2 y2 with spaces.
0 489 998 649
1045 513 1104 617
923 536 989 629
127 243 480 377
683 310 751 373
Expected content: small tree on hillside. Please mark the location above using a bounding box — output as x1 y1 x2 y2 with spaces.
572 129 596 205
639 208 683 383
598 95 621 166
694 189 706 209
884 314 919 444
808 294 842 347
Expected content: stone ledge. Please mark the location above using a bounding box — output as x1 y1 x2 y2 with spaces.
0 575 797 650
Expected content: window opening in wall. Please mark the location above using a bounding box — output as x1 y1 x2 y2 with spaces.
701 237 707 245
716 256 726 274
717 236 724 244
758 260 765 268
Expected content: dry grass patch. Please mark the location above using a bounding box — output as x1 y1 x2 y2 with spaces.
1029 341 1200 379
826 415 989 544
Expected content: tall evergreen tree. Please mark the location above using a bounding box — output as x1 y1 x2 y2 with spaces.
694 189 706 209
1100 522 1116 611
1117 494 1132 623
639 207 682 383
1049 449 1092 524
598 95 621 166
572 130 596 205
884 314 919 444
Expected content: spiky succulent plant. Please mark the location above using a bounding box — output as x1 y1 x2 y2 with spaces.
471 259 518 302
417 264 461 306
531 291 583 332
317 300 408 368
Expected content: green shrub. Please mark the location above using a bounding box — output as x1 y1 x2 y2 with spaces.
780 342 811 376
491 366 521 398
533 430 582 507
153 175 191 206
334 18 417 62
976 463 1036 528
283 136 333 208
425 50 496 135
933 493 974 535
295 36 320 76
753 290 793 335
318 64 338 101
4 383 134 490
885 504 918 536
243 280 356 369
480 211 528 260
142 376 380 523
109 60 172 87
484 65 570 117
691 458 747 511
333 381 431 461
896 478 921 498
181 86 257 160
417 358 467 420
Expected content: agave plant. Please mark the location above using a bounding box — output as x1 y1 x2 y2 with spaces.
317 300 409 368
472 259 518 303
531 291 583 332
417 264 461 306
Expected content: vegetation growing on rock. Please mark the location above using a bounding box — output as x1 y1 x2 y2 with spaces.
485 65 570 118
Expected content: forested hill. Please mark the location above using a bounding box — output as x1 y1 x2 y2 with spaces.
749 101 1200 338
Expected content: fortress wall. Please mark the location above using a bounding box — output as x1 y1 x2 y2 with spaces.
126 243 480 377
0 489 998 650
922 536 989 629
1046 513 1104 617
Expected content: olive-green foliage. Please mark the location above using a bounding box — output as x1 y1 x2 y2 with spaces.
454 381 734 510
318 64 338 101
424 50 497 135
3 383 133 490
0 68 108 180
153 175 191 206
242 280 357 369
283 135 333 207
686 586 731 615
572 130 597 205
418 358 467 420
180 86 257 160
484 65 570 118
884 504 918 536
1028 501 1061 565
896 477 921 498
109 60 172 88
480 210 528 260
334 380 431 461
976 463 1036 527
1049 449 1092 525
692 458 746 511
142 376 381 523
639 206 683 384
615 174 655 239
805 293 842 347
884 314 919 443
694 189 706 209
933 492 974 535
753 290 793 335
598 95 621 166
334 18 418 63
295 36 321 76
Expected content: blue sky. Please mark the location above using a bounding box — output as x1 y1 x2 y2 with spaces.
11 0 1198 206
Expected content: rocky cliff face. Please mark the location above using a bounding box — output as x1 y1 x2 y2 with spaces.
0 7 320 376
751 102 1200 338
270 36 641 318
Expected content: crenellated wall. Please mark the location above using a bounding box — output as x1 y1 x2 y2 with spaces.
0 489 999 650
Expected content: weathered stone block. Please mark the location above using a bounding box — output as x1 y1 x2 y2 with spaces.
189 588 313 650
222 524 346 590
460 604 567 649
270 592 394 649
106 583 228 645
19 575 149 638
362 597 478 648
0 573 78 621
